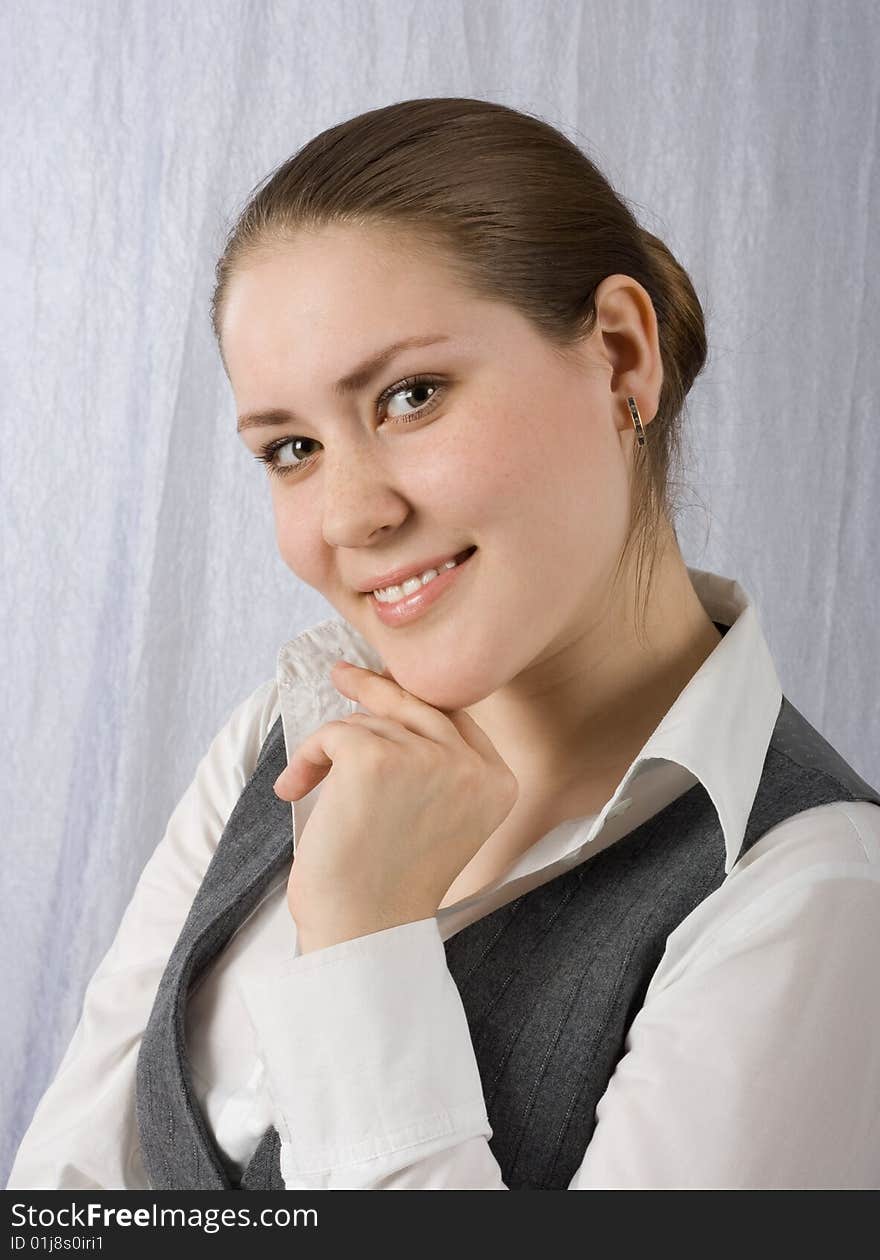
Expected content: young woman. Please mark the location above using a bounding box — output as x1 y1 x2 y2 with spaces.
8 98 880 1191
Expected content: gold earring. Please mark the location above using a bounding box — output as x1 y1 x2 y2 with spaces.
627 396 646 446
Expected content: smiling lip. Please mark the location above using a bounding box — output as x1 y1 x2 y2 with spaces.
367 546 478 627
354 546 477 594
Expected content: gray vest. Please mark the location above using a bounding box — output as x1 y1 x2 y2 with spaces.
136 625 880 1189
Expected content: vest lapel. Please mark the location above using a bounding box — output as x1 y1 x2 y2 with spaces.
135 714 292 1190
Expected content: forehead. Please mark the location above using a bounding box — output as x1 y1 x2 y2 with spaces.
218 221 526 403
221 226 475 366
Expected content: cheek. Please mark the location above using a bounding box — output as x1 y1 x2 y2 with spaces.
271 491 327 583
467 406 630 591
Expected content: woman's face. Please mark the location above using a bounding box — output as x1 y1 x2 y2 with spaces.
221 225 647 713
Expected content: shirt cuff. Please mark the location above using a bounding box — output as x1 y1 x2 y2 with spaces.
234 916 491 1178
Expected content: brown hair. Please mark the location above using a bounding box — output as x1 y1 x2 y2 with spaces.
210 97 708 641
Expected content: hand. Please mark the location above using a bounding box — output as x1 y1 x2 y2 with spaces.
273 661 519 952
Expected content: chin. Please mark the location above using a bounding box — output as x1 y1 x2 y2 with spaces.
386 664 497 714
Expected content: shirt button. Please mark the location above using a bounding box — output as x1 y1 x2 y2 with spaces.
607 796 633 818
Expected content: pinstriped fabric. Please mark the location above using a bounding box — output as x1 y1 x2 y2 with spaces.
136 659 880 1188
135 714 293 1190
446 776 726 1187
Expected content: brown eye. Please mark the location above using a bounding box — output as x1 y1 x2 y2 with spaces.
378 375 446 424
253 435 320 479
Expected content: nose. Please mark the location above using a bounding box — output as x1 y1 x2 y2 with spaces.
319 446 410 550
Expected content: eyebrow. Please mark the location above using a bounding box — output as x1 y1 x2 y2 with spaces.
236 333 452 432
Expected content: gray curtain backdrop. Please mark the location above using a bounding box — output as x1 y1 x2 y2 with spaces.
2 0 877 1187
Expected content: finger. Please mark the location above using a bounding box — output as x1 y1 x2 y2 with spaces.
273 718 383 801
331 662 462 748
335 661 509 771
338 710 417 745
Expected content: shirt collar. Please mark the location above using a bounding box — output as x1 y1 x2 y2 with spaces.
276 567 782 876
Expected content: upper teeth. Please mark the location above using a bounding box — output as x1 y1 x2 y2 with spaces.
373 555 462 602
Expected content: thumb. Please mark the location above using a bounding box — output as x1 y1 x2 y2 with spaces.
273 762 303 801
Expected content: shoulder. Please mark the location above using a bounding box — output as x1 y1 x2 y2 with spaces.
652 800 880 991
211 674 282 788
725 797 880 894
132 674 281 900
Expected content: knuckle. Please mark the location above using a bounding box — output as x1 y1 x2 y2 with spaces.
362 737 393 767
384 676 413 705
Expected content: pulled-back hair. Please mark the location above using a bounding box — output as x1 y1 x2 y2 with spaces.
211 97 708 639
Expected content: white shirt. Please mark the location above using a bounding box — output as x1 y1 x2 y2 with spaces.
7 567 880 1191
